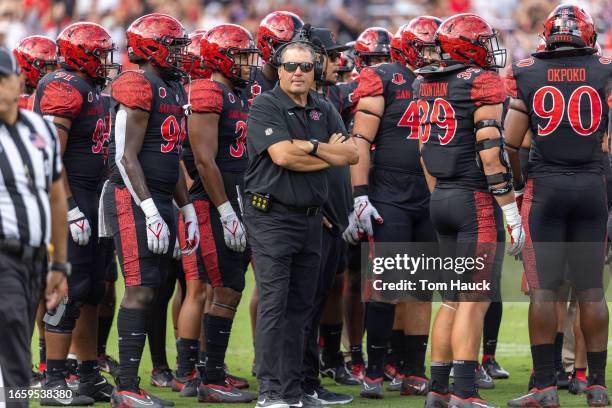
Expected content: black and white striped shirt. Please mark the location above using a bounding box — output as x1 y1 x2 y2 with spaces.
0 109 62 247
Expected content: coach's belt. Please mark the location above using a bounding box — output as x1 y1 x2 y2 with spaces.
0 239 46 262
247 193 321 217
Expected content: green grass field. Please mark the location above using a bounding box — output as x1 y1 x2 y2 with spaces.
31 264 612 408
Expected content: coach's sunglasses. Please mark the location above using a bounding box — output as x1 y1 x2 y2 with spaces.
282 62 314 73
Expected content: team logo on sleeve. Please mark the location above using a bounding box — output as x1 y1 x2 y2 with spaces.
516 58 535 67
391 73 406 85
599 57 611 64
159 87 167 98
87 92 94 103
265 128 273 135
228 93 236 103
309 110 322 121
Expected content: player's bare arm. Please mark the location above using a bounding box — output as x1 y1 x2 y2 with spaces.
53 116 76 201
173 168 190 208
350 95 383 186
48 177 69 309
504 98 530 188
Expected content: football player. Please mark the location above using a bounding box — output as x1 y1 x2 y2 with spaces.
34 22 118 405
13 35 57 111
504 5 611 407
173 24 259 403
415 13 525 408
103 14 199 408
349 18 440 399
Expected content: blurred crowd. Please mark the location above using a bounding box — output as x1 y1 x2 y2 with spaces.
2 0 611 68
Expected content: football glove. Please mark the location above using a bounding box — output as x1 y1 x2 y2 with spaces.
503 202 526 257
67 205 91 246
180 203 199 256
353 195 383 237
173 236 181 260
218 201 246 253
141 198 170 255
342 211 363 245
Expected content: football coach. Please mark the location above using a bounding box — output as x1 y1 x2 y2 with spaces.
0 47 68 407
244 41 358 408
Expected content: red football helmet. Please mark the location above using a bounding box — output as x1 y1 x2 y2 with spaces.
535 37 547 52
354 27 392 69
13 35 58 91
201 24 260 86
56 23 118 82
127 13 191 75
435 13 506 69
391 16 441 68
184 29 212 79
543 4 596 50
257 11 304 65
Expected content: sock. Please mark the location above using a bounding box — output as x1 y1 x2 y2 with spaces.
97 314 114 356
146 299 169 369
574 367 587 382
46 359 67 381
554 332 564 372
39 338 46 371
430 362 452 394
204 314 233 386
66 358 78 376
531 344 556 389
453 360 478 399
350 344 364 365
320 323 343 366
405 335 428 377
118 307 147 391
365 302 394 379
586 350 607 386
176 338 199 377
483 301 502 356
389 330 403 369
197 351 207 378
78 360 99 382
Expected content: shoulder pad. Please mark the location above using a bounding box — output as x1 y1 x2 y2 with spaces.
354 67 384 100
503 68 518 99
39 80 83 119
190 79 223 114
471 70 506 107
111 70 152 112
18 94 30 110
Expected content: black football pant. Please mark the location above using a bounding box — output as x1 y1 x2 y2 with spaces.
245 204 321 403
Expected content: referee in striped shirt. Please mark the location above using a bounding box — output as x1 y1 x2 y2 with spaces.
0 47 68 407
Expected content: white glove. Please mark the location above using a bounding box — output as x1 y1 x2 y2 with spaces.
141 198 170 255
342 211 363 245
173 236 181 260
180 203 199 256
218 201 247 252
67 206 91 246
353 195 383 237
503 202 526 257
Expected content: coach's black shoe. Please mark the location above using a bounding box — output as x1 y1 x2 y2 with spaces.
40 378 95 406
255 392 290 408
289 393 323 408
98 354 120 377
78 374 114 402
360 376 384 399
312 386 353 405
151 368 174 388
449 394 496 408
475 365 495 390
586 385 610 407
197 382 257 403
569 376 588 395
482 357 509 380
401 375 429 396
555 370 570 389
225 368 250 389
425 391 451 408
507 386 560 407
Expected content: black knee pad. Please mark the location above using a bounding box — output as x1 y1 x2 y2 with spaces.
44 299 81 333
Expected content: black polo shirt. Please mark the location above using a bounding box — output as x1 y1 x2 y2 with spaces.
245 84 346 208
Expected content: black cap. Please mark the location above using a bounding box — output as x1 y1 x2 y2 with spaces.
308 28 349 53
0 47 19 76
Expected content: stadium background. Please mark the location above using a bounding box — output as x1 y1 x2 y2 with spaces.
4 0 612 406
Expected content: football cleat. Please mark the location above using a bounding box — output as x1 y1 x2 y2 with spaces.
320 354 360 386
449 394 496 408
556 370 570 389
31 369 45 389
350 362 366 382
65 373 79 392
360 376 384 399
384 363 398 381
111 389 166 408
476 365 495 389
78 374 114 402
150 368 174 388
98 354 120 377
197 382 257 403
312 386 353 405
401 375 429 396
569 376 588 395
387 375 404 391
179 377 199 397
40 378 95 406
507 386 560 407
170 370 197 392
482 357 509 379
255 392 290 408
225 368 249 389
425 391 451 408
586 385 610 407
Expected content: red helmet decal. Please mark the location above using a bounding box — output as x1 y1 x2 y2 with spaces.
543 4 596 49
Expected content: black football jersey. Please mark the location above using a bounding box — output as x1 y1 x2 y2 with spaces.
414 65 507 191
506 53 612 176
325 81 358 129
183 79 249 200
107 70 188 198
35 69 108 191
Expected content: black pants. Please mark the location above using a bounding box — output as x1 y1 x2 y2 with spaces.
302 228 345 392
0 251 45 408
245 204 322 402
